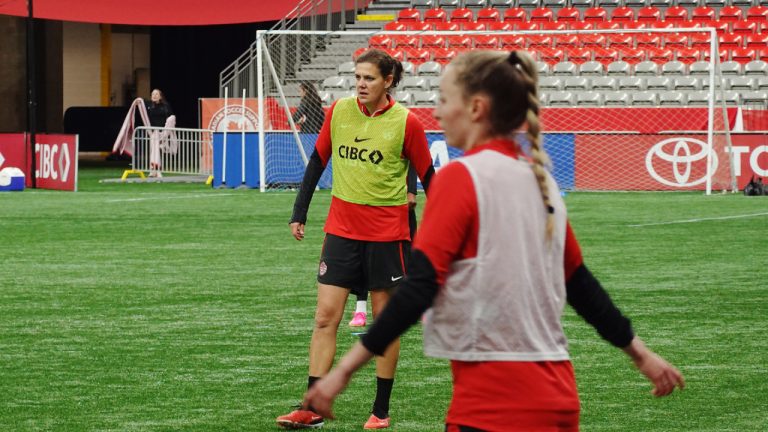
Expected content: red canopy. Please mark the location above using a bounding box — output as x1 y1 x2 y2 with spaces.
0 0 307 25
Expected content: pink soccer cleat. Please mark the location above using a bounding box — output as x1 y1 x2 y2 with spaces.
349 311 367 327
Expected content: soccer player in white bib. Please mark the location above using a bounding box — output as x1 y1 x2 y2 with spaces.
303 50 685 432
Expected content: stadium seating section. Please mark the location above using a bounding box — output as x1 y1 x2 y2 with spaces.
317 0 768 107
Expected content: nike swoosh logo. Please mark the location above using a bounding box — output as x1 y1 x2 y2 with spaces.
391 276 403 282
354 137 371 143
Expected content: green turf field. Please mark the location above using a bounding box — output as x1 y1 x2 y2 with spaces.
1 166 767 431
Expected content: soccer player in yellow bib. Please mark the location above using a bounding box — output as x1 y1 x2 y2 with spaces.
277 49 435 430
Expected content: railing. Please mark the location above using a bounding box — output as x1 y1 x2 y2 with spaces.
219 0 368 98
129 126 213 178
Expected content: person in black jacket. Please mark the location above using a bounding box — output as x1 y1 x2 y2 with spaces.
293 82 325 134
147 89 173 127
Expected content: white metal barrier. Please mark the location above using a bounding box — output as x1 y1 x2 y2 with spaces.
124 126 213 180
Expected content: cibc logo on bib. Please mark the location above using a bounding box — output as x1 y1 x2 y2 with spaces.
645 137 715 188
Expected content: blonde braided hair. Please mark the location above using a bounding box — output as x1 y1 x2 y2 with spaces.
451 50 555 240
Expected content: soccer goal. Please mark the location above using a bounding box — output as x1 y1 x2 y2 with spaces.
254 27 737 194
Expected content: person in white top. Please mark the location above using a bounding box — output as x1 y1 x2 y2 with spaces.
303 50 685 432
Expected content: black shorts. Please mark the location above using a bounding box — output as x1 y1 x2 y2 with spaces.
317 233 409 293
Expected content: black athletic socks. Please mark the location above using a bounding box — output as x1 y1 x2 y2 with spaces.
305 376 321 414
372 376 394 419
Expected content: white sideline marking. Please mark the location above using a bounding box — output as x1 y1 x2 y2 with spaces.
628 212 768 227
107 193 237 203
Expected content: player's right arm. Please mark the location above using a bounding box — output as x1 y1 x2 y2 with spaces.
289 101 337 241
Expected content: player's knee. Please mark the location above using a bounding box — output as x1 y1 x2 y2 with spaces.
314 308 341 330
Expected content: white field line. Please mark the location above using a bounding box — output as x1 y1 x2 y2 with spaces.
628 212 768 227
106 193 238 203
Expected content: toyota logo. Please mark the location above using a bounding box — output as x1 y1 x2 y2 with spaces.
646 138 716 187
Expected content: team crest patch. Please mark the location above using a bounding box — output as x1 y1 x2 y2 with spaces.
318 261 327 276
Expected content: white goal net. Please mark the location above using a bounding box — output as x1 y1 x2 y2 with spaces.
254 28 737 194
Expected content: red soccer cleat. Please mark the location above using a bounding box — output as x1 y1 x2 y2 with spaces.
363 414 390 429
276 409 324 429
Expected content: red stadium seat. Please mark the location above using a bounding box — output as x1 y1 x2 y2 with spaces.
539 48 565 65
747 6 768 25
476 8 501 24
488 21 513 31
747 33 768 49
528 34 553 48
500 34 526 50
676 47 700 64
584 7 607 23
503 8 527 24
702 48 729 62
621 47 645 64
690 33 712 50
369 35 392 49
664 33 689 49
474 35 499 49
516 22 539 31
556 7 580 23
393 35 419 49
712 20 730 35
719 6 743 23
608 33 633 48
407 21 432 31
382 48 405 61
434 22 460 31
664 6 688 23
462 22 486 31
637 6 661 23
404 48 431 65
397 8 421 23
648 47 674 64
593 47 619 65
637 33 661 48
691 6 716 25
759 47 768 62
447 35 473 49
611 6 634 24
596 21 621 31
433 48 458 65
566 47 592 64
719 33 743 50
733 21 758 36
530 7 554 23
352 47 367 60
731 47 756 63
383 21 407 31
649 20 674 29
623 22 646 30
541 22 567 31
568 22 592 31
421 35 446 49
450 8 474 23
424 8 448 23
555 34 579 48
677 21 701 30
581 34 606 48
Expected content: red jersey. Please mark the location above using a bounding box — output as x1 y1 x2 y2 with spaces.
315 96 433 242
414 138 582 431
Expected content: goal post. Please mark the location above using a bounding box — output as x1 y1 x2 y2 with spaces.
255 27 737 194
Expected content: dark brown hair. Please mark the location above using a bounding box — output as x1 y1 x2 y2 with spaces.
355 49 404 91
